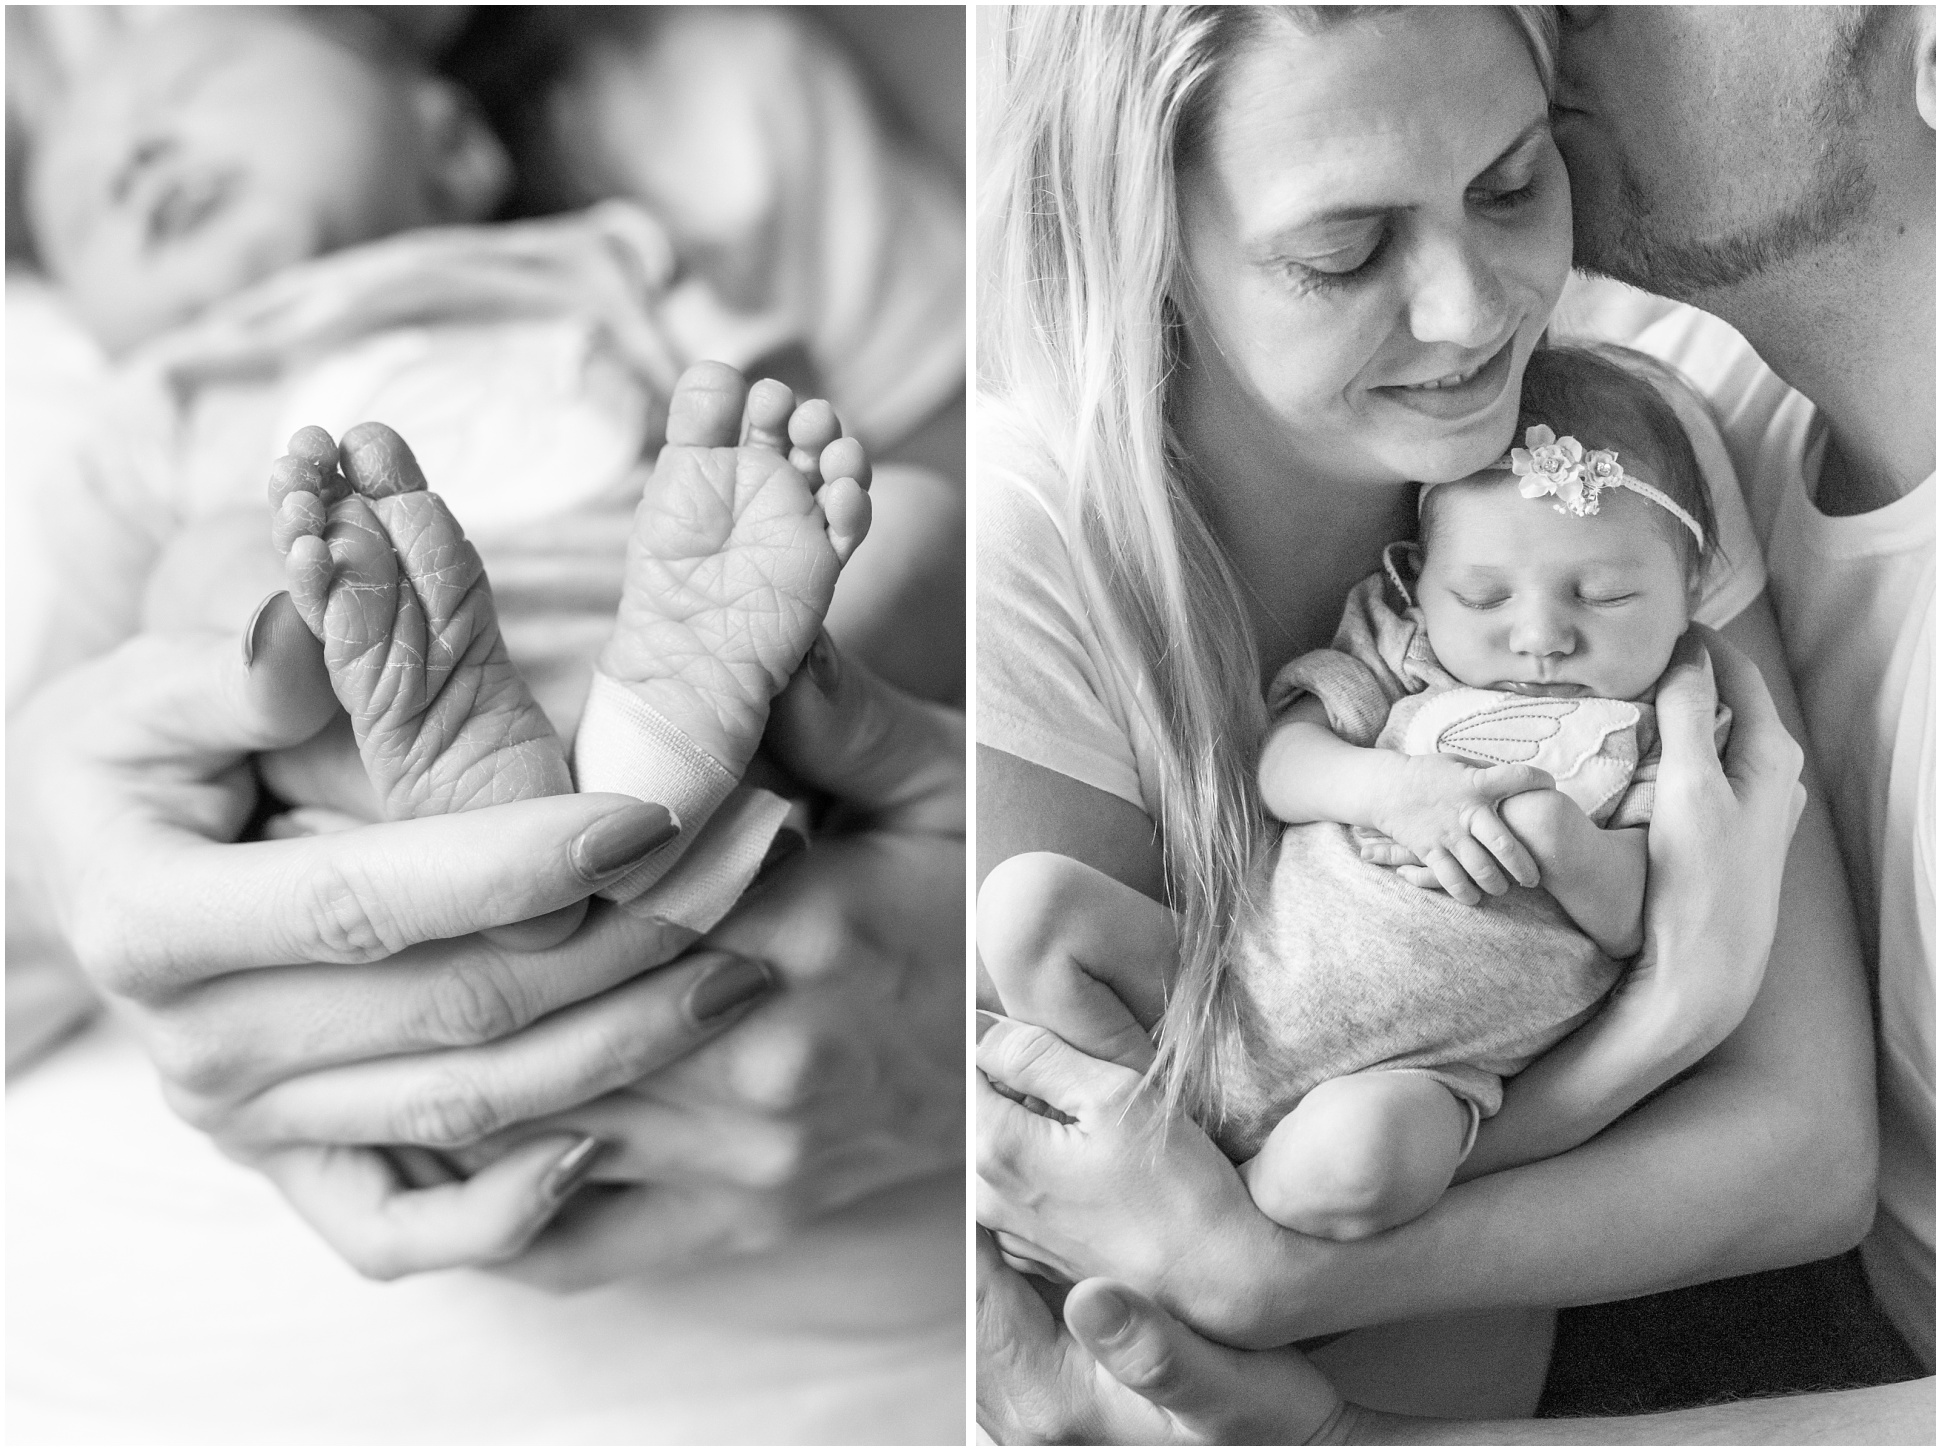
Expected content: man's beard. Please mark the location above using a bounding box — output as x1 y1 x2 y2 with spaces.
1572 140 1874 300
1572 17 1883 301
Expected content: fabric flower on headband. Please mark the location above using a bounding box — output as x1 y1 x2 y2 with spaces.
1488 424 1706 547
1510 426 1604 516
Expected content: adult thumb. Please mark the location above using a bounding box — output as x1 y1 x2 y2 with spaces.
239 591 340 747
1066 1279 1350 1444
766 631 963 833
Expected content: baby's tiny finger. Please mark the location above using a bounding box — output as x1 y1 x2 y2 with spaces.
1424 849 1482 906
1452 838 1511 897
1396 864 1445 893
1478 813 1540 888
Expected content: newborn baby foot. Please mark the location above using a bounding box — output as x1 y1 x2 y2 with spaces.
269 422 573 819
599 360 872 773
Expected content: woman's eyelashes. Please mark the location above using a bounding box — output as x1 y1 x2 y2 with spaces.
1283 177 1543 295
1284 228 1390 295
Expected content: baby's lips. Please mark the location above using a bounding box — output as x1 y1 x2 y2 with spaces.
338 422 430 499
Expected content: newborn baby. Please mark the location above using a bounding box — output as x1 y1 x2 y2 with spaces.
982 345 1728 1240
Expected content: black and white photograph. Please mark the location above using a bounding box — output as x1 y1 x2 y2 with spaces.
7 4 965 1442
973 5 1934 1443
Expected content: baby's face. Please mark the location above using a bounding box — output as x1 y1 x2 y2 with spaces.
1414 477 1694 701
29 10 441 353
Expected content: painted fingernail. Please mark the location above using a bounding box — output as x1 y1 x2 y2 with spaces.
976 1010 1004 1043
541 1135 604 1205
571 803 679 879
806 631 841 696
243 591 290 667
686 952 774 1024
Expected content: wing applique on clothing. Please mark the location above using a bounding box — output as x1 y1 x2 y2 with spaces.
1397 688 1643 824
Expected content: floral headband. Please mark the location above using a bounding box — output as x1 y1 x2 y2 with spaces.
1423 425 1706 549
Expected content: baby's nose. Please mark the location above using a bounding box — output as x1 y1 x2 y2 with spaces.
1509 604 1575 656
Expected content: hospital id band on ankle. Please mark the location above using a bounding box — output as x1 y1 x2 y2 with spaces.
611 784 795 932
573 670 783 921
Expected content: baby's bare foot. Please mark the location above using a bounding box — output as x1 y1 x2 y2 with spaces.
269 422 573 819
599 361 871 772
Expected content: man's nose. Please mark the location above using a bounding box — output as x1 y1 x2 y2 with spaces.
1406 231 1510 351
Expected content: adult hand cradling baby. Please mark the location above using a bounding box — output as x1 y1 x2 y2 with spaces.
975 625 1812 1360
11 582 964 1282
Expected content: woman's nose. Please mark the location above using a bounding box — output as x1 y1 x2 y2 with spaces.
1406 231 1510 350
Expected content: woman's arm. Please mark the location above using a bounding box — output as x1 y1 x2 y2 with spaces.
977 617 1875 1348
1456 599 1860 1177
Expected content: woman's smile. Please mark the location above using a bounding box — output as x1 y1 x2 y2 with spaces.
1371 331 1520 422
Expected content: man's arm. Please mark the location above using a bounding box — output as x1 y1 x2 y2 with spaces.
1019 1270 1935 1446
1353 1377 1934 1445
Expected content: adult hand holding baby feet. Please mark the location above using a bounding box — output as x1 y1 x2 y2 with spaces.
601 360 872 777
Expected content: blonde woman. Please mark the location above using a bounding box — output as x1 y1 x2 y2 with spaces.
975 5 1873 1431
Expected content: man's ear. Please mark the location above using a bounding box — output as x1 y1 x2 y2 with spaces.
1915 4 1935 130
413 77 511 223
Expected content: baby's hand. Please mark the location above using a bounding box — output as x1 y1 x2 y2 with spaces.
1367 755 1552 906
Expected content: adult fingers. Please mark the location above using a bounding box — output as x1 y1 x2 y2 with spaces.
214 949 776 1151
975 1012 1142 1122
765 633 964 834
46 604 333 769
1065 1279 1348 1444
100 795 675 995
255 1133 602 1281
976 1230 1091 1444
1687 624 1805 800
145 902 702 1101
493 1181 800 1293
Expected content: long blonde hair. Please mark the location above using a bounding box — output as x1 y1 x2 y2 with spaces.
980 6 1559 1132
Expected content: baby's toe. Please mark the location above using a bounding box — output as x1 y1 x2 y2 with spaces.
818 475 872 564
667 360 749 447
817 436 872 492
272 490 328 556
287 425 339 474
743 378 796 453
285 533 335 635
339 422 430 499
786 399 843 480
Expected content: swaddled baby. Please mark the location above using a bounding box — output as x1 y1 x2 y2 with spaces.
982 344 1730 1241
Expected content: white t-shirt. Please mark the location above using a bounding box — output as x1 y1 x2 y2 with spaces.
1562 279 1936 1371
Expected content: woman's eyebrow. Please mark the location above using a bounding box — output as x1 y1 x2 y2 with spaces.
1473 115 1552 176
1268 113 1553 235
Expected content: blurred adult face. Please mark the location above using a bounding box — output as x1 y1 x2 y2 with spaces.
30 10 447 352
1172 8 1573 493
1554 5 1885 296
